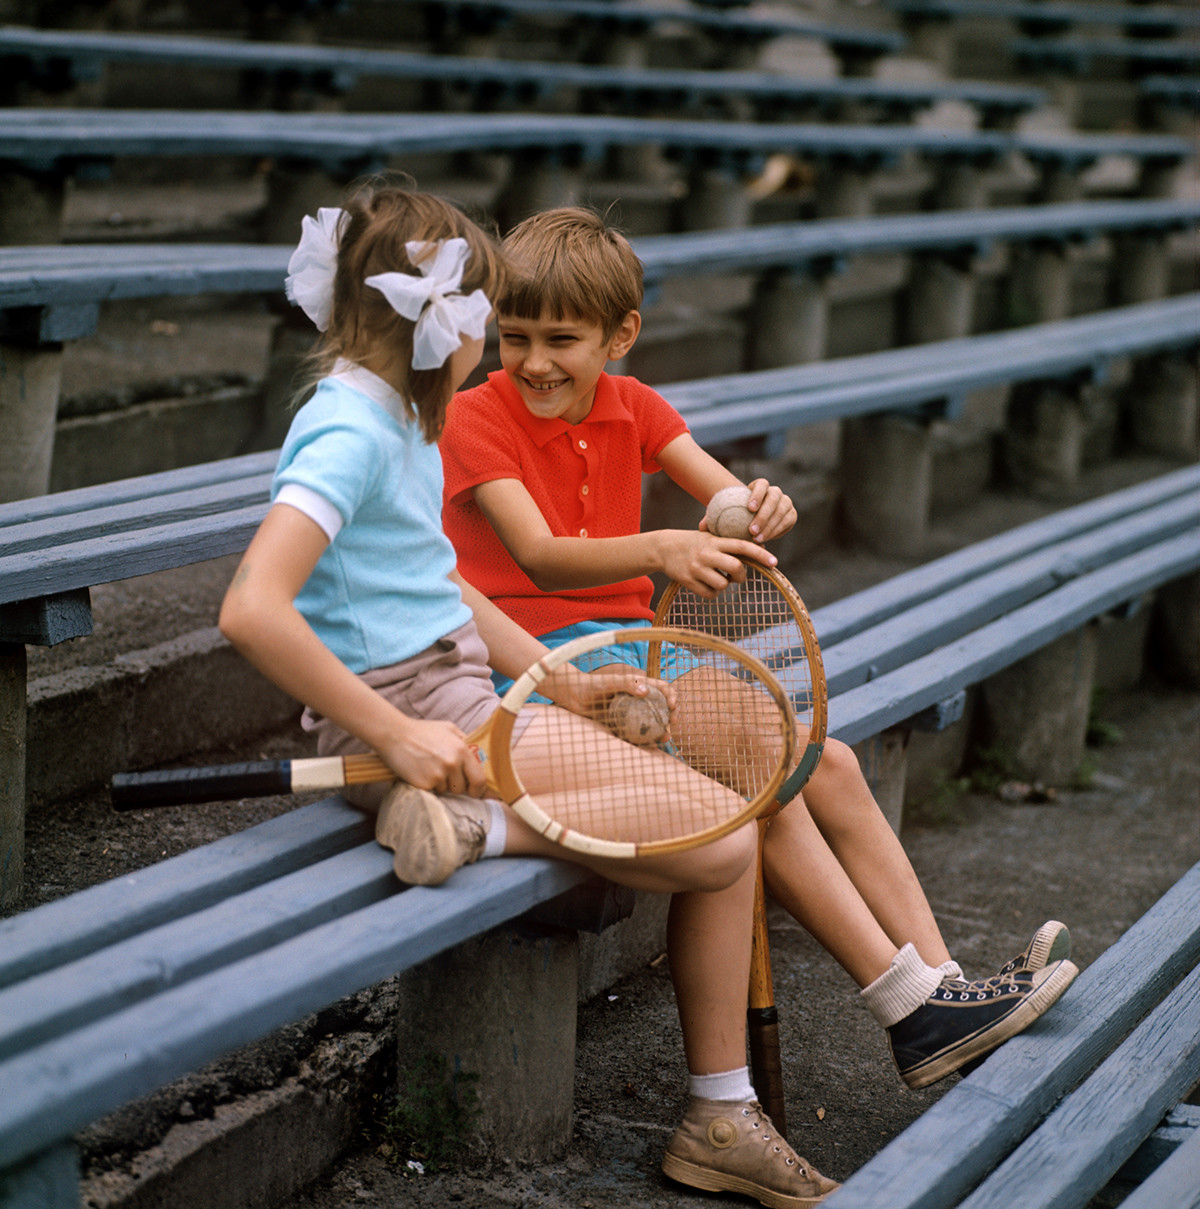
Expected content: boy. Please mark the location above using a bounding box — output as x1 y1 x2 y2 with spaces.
441 207 1077 1203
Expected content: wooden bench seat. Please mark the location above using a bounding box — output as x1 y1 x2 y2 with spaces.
2 462 1197 1205
1011 33 1200 75
382 0 906 68
826 861 1200 1208
3 198 1195 501
0 26 1043 127
885 0 1200 35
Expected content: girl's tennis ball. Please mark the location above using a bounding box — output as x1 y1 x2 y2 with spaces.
705 485 755 540
607 687 670 745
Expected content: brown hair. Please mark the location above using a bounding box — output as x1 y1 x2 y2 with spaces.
500 206 643 339
299 176 506 441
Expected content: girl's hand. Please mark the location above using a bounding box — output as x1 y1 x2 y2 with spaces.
542 663 676 724
743 478 797 543
656 529 776 598
380 716 488 798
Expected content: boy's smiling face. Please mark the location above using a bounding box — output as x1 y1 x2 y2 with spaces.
497 309 640 426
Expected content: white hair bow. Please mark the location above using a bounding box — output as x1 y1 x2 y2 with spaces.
284 207 346 332
366 238 491 371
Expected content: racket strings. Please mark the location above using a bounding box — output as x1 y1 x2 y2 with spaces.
511 635 790 847
655 568 822 779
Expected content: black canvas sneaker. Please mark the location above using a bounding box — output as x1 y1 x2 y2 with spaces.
888 958 1079 1089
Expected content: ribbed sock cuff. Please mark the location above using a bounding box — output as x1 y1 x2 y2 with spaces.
689 1066 756 1103
482 799 507 859
859 943 946 1028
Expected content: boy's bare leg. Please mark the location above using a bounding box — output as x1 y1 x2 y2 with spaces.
788 738 952 971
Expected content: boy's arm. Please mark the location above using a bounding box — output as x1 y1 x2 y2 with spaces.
473 476 772 598
655 433 797 543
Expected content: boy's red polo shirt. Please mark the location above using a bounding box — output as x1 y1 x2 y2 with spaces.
442 369 688 637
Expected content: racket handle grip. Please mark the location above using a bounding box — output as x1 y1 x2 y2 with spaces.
111 761 293 810
748 1006 788 1138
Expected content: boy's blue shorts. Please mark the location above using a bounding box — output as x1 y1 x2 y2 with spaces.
495 618 698 704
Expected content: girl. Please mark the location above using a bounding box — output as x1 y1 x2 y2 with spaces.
218 178 839 1208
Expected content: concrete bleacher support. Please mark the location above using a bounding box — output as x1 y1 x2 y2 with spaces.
393 927 579 1161
0 345 62 502
748 270 829 368
0 644 25 911
904 253 976 342
839 413 934 555
1129 354 1198 460
977 623 1098 787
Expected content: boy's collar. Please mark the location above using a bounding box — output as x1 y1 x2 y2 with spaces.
489 370 632 446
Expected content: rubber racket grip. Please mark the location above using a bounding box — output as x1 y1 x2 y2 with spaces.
111 761 294 809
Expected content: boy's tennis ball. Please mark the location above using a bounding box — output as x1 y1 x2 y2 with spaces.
607 687 670 746
705 485 755 540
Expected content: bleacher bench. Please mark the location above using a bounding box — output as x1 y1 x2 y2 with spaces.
2 461 1197 1207
3 198 1195 345
0 26 1044 126
384 0 906 68
884 0 1200 36
1011 33 1200 75
827 860 1200 1208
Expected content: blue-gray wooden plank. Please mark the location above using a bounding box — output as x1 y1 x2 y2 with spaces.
0 473 272 558
0 842 397 1062
0 109 1027 172
884 0 1200 31
823 861 1200 1209
1119 1124 1200 1209
0 502 267 605
389 0 906 51
5 199 1197 314
1012 34 1200 69
676 293 1200 445
660 293 1200 416
636 199 1200 282
0 853 590 1173
0 243 290 309
0 1143 78 1209
0 27 1038 114
0 797 371 986
1142 74 1200 111
822 490 1200 695
829 529 1200 746
0 448 275 528
810 463 1200 648
956 963 1200 1209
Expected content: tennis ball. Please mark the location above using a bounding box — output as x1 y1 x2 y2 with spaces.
705 485 755 540
607 687 670 746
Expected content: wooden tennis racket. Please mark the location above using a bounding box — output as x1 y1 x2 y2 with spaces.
112 625 796 861
654 560 827 1135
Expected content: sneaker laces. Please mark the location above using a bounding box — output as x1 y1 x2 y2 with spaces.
936 972 1025 1001
740 1103 806 1174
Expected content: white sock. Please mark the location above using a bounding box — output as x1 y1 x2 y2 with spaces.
689 1066 756 1103
859 943 946 1028
938 959 964 982
482 800 507 859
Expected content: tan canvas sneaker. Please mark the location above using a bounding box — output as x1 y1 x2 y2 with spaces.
662 1097 839 1208
375 784 489 886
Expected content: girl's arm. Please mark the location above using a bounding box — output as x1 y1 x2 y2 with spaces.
219 503 487 796
656 433 797 543
452 570 664 717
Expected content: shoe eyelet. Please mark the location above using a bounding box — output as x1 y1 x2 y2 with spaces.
786 1158 795 1166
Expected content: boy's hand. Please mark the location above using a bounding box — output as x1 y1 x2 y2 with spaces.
742 478 797 543
658 529 776 597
